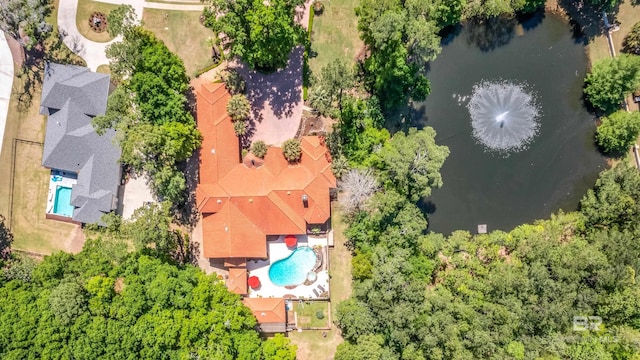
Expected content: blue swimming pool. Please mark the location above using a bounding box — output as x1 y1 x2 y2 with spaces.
53 186 74 217
269 247 317 286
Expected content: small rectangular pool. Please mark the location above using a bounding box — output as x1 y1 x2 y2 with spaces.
53 186 74 217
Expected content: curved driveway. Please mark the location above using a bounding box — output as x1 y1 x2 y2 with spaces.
57 0 203 70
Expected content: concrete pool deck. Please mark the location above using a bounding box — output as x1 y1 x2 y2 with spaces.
246 235 329 299
46 170 78 215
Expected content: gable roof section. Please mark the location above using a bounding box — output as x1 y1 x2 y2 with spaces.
227 267 248 295
242 297 286 324
197 82 239 184
197 84 336 259
41 63 110 117
40 63 120 225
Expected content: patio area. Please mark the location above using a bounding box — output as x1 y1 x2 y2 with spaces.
46 169 78 216
246 234 330 299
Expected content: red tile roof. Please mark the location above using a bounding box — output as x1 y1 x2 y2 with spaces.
227 267 248 295
196 83 336 259
242 297 287 324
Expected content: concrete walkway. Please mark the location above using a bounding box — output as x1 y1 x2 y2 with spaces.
58 0 203 70
0 31 14 157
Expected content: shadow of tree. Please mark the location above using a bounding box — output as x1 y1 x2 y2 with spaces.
464 16 518 52
228 46 304 124
13 27 86 112
557 0 621 43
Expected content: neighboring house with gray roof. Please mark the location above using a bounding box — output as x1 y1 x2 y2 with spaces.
40 63 121 225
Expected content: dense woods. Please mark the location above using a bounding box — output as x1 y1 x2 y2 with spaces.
0 240 296 359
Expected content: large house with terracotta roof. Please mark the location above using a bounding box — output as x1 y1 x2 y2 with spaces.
195 82 336 332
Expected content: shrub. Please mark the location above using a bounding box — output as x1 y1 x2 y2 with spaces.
222 69 246 94
596 110 640 155
282 138 302 162
233 120 247 136
226 94 251 121
316 310 325 319
251 140 268 158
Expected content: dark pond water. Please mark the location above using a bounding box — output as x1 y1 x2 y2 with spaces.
417 12 607 234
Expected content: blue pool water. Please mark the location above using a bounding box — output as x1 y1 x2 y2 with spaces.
269 247 317 286
53 186 74 217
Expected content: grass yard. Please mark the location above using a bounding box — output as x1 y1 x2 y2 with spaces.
75 0 118 43
142 9 216 77
289 204 352 359
308 0 362 74
295 301 330 328
587 0 640 64
0 70 80 255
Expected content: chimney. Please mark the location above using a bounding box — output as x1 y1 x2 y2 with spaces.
302 194 308 208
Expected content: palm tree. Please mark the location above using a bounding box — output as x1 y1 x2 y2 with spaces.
226 94 250 121
282 139 302 162
233 120 247 136
251 140 268 158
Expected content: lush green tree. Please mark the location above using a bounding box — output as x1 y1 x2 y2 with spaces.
378 127 449 202
2 255 35 282
335 298 378 341
584 54 640 114
596 110 640 155
227 94 251 122
309 59 354 116
48 281 88 325
202 0 305 70
282 138 302 162
329 96 388 166
580 162 640 230
102 27 200 204
355 0 440 110
335 335 396 360
623 21 640 55
0 215 13 263
0 242 294 358
0 0 52 49
429 0 466 28
106 4 137 37
262 334 297 360
124 202 178 256
251 140 268 158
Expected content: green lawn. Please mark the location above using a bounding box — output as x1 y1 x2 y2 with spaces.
0 72 79 254
295 301 330 328
142 9 217 77
308 0 362 74
587 0 640 64
75 0 118 43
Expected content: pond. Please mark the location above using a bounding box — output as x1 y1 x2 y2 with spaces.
417 12 607 234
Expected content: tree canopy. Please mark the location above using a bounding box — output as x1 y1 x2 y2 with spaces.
0 0 52 49
96 26 201 204
0 240 296 359
202 0 305 71
584 54 640 114
596 110 640 155
377 127 450 202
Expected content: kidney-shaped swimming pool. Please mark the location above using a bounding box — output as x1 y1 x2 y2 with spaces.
269 247 317 287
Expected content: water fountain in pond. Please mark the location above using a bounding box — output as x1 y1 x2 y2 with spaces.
467 80 540 153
